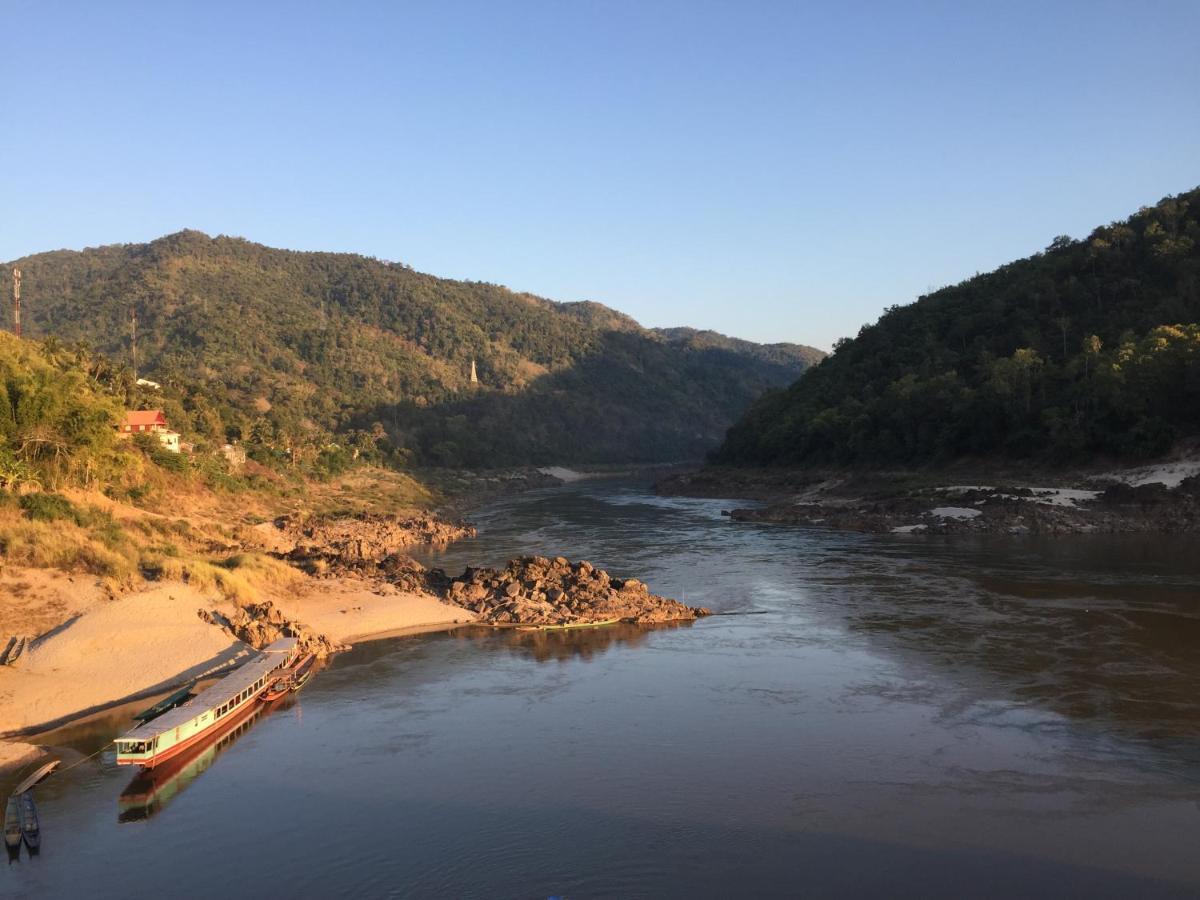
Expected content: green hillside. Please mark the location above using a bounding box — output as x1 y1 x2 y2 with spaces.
716 188 1200 467
4 231 822 466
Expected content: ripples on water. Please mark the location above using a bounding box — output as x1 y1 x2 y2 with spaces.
6 479 1200 898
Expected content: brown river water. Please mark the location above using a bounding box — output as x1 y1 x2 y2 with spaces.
5 478 1200 897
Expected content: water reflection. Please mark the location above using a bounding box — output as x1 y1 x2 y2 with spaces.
119 699 292 822
806 535 1200 751
449 621 691 664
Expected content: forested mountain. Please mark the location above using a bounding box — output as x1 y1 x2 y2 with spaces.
4 231 822 466
716 187 1200 466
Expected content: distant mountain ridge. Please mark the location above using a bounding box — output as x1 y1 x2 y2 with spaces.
716 186 1200 466
4 231 823 466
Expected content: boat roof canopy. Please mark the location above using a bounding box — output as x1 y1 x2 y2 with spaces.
120 643 295 741
263 637 299 655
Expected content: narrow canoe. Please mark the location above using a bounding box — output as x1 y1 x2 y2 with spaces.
3 796 20 851
18 792 38 851
134 686 195 723
11 759 59 797
517 618 622 632
288 654 317 692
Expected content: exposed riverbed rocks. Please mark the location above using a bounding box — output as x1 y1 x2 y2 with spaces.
725 476 1200 534
199 600 337 655
260 512 476 571
445 556 710 626
249 511 706 630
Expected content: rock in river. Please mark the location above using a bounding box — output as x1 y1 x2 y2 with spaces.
446 556 710 626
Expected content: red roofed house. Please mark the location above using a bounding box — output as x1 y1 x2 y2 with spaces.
118 409 181 453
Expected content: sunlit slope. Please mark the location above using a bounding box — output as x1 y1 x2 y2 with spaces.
716 187 1200 465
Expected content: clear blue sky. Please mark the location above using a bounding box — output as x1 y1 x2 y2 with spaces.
3 1 1198 350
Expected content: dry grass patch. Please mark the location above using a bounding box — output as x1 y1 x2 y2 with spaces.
0 505 140 587
141 551 304 603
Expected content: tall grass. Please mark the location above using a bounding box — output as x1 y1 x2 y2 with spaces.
140 551 303 602
0 507 140 585
1 490 306 601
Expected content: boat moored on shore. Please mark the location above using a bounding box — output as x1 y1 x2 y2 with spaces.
17 793 39 852
260 651 316 703
10 760 60 798
115 638 298 769
4 796 20 856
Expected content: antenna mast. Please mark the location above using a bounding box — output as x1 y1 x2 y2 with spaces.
11 267 20 338
130 306 138 382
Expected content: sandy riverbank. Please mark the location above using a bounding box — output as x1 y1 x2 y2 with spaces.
269 576 474 645
0 576 474 775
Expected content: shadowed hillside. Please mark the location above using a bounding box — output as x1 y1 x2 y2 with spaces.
4 232 822 466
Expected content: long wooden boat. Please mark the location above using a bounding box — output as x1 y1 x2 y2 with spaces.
10 759 59 797
133 685 195 723
4 796 20 853
18 792 38 851
115 638 298 769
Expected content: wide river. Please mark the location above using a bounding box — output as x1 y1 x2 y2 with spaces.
7 478 1200 897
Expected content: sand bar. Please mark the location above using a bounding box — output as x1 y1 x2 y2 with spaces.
0 577 474 773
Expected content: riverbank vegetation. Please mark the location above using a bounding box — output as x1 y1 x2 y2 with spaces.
716 187 1200 466
0 330 436 596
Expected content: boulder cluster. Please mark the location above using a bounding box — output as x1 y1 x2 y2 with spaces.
279 513 476 573
198 601 337 655
446 556 710 627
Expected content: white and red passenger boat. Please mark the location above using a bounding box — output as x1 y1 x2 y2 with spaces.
115 638 298 768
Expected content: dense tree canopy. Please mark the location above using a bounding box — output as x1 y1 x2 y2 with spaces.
4 232 822 466
716 187 1200 466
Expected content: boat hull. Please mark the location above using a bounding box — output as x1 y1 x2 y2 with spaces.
4 796 21 852
126 691 265 769
18 793 38 851
119 705 268 821
117 638 299 769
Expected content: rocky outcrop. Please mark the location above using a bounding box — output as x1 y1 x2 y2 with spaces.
445 556 710 626
199 601 337 656
277 513 476 572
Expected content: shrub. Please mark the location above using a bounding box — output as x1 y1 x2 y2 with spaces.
19 492 78 522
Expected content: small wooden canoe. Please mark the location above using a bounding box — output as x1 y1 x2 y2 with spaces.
18 792 38 851
3 796 21 852
11 759 59 797
134 686 195 723
517 618 622 632
288 654 317 692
